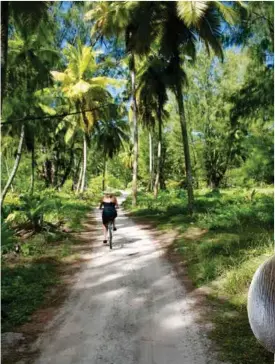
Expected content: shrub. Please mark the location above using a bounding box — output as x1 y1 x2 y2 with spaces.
165 179 181 190
19 194 48 231
106 174 124 190
5 210 27 227
6 194 65 231
1 221 16 254
88 175 103 197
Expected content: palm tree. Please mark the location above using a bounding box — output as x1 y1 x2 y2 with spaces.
1 1 51 106
94 119 129 191
1 124 25 208
1 23 57 207
51 40 121 193
137 56 168 198
136 1 238 211
86 1 239 210
85 1 160 206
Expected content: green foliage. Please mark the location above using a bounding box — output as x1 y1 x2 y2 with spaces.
19 194 48 230
1 190 93 332
88 175 103 197
1 4 274 362
5 193 63 231
209 295 273 364
1 261 58 331
1 221 17 254
106 174 124 190
125 187 273 363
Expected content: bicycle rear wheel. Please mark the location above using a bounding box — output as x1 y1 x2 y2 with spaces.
108 222 113 249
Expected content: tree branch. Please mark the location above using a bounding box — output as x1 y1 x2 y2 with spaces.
0 103 112 126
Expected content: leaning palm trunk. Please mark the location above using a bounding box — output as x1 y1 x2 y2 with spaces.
175 84 194 213
73 156 81 191
80 135 87 193
1 124 25 207
154 114 162 199
131 55 138 206
76 165 83 193
149 132 153 191
30 147 35 195
4 157 14 192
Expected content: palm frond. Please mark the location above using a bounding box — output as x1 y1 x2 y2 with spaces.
67 80 92 99
91 76 125 88
197 5 223 60
51 71 67 83
176 1 209 27
214 2 239 25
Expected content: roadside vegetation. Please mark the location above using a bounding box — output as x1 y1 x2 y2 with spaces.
1 2 273 363
124 187 273 364
1 191 92 332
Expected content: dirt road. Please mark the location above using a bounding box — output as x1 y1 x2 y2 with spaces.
33 193 221 364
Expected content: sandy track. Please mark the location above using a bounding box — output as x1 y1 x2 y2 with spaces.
33 193 221 364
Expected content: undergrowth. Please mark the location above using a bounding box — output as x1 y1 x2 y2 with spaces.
124 187 274 364
1 190 93 332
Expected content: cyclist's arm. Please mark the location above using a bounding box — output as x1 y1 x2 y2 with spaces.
99 198 104 209
114 197 119 209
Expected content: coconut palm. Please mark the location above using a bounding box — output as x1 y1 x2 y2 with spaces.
137 56 169 198
1 24 58 207
139 1 239 211
87 1 241 210
51 40 121 192
94 118 129 191
0 125 25 209
85 1 160 205
1 1 51 106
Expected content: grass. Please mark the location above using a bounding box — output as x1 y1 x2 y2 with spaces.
123 187 274 364
1 190 94 333
2 259 59 332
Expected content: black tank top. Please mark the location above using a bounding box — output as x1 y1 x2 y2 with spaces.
102 201 116 211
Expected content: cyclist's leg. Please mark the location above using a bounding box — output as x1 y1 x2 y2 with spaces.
113 210 118 231
103 224 108 243
102 214 108 243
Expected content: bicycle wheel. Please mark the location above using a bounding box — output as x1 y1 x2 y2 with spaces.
108 222 113 249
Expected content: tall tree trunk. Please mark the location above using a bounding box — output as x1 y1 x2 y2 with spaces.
102 154 106 191
175 84 194 213
1 1 9 107
131 54 138 206
4 157 14 192
1 124 25 208
59 148 74 189
53 150 59 187
80 135 87 193
76 165 83 193
73 156 81 191
30 147 35 195
44 159 52 187
159 139 166 190
149 132 153 191
154 114 162 199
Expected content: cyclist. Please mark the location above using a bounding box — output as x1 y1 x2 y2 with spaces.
99 192 119 244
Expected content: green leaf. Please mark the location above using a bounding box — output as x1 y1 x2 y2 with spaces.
215 2 239 25
91 76 125 88
38 103 56 116
51 70 66 82
65 127 75 144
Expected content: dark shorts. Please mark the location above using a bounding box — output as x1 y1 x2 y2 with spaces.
102 209 117 225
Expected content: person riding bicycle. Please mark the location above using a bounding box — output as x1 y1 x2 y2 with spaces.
99 191 119 244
